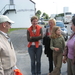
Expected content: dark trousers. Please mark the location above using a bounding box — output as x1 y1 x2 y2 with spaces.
48 56 53 73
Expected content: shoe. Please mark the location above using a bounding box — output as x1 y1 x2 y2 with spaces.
48 73 50 75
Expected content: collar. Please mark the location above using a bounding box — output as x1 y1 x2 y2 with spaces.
0 31 9 38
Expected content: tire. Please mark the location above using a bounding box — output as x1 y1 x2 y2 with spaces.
65 33 68 41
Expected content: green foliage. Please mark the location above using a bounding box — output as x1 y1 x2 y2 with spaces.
8 28 26 33
36 10 41 15
55 13 64 19
42 12 49 20
56 13 64 17
58 13 64 16
35 10 49 20
42 13 46 17
35 10 41 19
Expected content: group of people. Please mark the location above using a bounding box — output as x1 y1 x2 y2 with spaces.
27 16 75 75
0 14 75 75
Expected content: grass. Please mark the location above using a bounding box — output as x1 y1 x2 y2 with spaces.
8 28 27 33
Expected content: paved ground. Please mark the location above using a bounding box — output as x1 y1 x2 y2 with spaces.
16 50 67 75
9 29 67 75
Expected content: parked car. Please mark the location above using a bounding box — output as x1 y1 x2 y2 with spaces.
44 20 68 41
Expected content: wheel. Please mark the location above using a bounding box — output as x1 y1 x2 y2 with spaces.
65 33 68 41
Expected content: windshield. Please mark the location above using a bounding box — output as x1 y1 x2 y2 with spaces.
56 22 64 28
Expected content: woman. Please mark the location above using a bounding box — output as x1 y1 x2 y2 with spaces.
63 17 75 75
43 18 65 75
43 18 56 75
27 16 43 75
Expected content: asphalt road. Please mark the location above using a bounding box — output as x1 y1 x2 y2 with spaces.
9 29 67 75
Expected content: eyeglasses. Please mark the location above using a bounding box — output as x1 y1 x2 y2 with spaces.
7 22 12 26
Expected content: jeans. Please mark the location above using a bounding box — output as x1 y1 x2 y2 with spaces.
28 45 42 75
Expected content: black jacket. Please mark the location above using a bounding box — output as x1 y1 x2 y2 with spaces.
43 34 53 59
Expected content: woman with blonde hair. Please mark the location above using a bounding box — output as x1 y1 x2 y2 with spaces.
43 18 56 75
43 18 65 75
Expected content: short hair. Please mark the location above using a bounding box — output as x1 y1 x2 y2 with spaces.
51 26 62 39
48 18 56 26
72 17 75 26
31 16 38 22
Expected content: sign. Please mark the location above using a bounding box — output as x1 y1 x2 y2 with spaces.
17 9 35 12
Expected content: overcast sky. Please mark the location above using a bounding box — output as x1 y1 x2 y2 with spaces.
32 0 75 16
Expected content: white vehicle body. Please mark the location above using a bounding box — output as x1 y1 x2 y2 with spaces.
64 12 72 23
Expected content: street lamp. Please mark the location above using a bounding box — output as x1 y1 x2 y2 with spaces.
53 2 58 15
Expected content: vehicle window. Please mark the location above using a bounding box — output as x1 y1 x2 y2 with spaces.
56 22 64 28
65 12 71 15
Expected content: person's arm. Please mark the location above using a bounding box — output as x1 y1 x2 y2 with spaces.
0 47 4 75
62 36 65 50
31 28 43 40
72 41 75 64
27 28 43 42
0 65 4 75
62 45 68 63
50 38 59 51
50 38 55 50
63 46 68 56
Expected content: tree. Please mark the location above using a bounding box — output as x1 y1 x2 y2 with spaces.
35 10 49 20
55 13 64 19
45 14 49 20
35 10 41 19
42 13 46 17
42 12 49 20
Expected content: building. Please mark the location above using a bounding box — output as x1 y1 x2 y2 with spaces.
0 0 36 28
63 7 69 13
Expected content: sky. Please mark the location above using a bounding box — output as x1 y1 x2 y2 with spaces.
32 0 75 16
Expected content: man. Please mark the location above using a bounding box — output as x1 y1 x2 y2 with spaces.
0 15 17 75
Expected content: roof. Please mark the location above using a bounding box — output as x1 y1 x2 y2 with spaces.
30 0 36 4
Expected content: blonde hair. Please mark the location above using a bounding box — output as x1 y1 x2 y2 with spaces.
51 26 62 39
31 16 38 22
48 18 56 26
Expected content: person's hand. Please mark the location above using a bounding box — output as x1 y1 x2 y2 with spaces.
54 48 59 51
30 36 32 38
39 34 41 36
62 56 67 64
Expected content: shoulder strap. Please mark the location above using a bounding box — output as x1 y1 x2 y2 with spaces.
46 28 48 36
